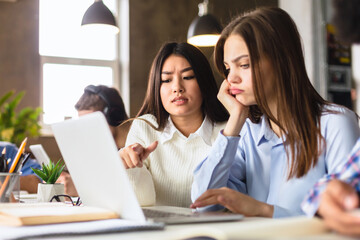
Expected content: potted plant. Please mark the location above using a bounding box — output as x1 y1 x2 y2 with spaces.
0 90 42 146
31 161 65 202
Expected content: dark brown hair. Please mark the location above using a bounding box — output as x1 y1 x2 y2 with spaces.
138 42 229 130
215 7 331 178
75 85 128 125
75 89 106 112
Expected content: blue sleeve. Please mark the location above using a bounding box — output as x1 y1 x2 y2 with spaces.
273 205 299 218
191 131 247 207
323 108 360 174
20 159 41 176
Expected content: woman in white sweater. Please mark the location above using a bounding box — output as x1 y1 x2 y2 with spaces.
119 42 229 207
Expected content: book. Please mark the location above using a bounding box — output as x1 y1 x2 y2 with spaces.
0 203 164 239
0 219 164 240
0 202 119 226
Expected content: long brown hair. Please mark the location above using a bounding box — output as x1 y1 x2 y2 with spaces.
215 7 330 178
138 42 229 130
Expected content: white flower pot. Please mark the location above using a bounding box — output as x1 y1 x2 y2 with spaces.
37 183 64 202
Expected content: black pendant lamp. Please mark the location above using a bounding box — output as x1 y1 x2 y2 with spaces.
187 0 222 47
81 0 119 34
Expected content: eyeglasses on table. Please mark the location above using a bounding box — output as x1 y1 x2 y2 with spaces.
50 194 82 206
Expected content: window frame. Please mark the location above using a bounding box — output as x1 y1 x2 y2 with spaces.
38 0 130 136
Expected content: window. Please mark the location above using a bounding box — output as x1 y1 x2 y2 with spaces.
39 0 120 129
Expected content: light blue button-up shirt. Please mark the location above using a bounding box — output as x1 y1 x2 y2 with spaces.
191 105 360 218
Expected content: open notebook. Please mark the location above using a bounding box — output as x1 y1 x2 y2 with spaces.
51 112 243 225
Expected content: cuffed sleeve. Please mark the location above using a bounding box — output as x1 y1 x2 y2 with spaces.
191 131 243 202
273 205 303 218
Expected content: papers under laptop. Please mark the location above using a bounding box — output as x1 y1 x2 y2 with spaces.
51 111 243 225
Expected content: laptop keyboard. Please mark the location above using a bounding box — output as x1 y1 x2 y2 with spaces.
142 208 191 219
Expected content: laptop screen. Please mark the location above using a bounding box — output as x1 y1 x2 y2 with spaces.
51 112 146 223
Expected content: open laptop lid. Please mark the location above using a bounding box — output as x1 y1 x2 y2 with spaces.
51 111 146 223
29 144 51 166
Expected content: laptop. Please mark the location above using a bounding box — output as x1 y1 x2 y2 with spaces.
29 144 51 166
51 111 244 225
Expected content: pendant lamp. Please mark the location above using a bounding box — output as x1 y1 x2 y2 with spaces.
81 0 119 34
187 0 222 47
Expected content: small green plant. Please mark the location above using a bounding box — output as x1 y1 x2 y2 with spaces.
31 161 65 184
0 90 42 146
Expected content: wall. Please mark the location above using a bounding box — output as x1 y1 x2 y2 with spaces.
128 0 278 116
0 0 277 160
0 0 40 109
279 0 314 84
279 0 329 99
0 0 57 158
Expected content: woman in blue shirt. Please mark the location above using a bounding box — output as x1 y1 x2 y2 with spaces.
190 7 360 218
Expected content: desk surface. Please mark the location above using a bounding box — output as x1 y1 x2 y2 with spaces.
15 195 352 240
35 216 352 240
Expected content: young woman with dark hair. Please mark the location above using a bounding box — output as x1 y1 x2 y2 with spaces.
119 42 229 207
190 7 360 218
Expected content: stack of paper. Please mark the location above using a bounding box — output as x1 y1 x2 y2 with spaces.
0 219 164 240
0 203 164 239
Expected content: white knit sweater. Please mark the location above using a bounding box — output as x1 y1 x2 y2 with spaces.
125 114 226 208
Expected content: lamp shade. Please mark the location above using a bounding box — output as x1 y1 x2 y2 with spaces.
187 14 222 47
187 0 222 47
81 0 119 34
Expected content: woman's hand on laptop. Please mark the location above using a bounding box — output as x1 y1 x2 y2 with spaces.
190 187 274 217
119 141 158 169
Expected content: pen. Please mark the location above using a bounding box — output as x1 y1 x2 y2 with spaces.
21 153 31 167
3 159 10 173
0 148 5 158
0 148 6 172
14 154 24 173
0 138 27 198
6 158 10 168
16 152 31 173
